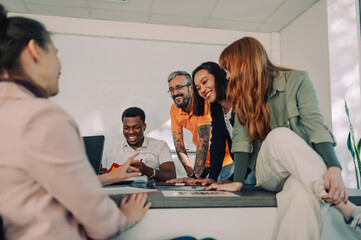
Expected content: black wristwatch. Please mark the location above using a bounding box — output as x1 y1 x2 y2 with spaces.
187 172 196 179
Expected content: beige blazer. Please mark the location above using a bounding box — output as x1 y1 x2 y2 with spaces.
0 82 126 240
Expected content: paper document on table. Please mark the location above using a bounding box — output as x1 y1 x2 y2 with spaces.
103 186 159 195
162 191 239 197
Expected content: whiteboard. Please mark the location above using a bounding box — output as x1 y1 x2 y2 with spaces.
51 33 226 152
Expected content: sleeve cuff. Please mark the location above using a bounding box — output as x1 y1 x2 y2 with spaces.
312 142 342 169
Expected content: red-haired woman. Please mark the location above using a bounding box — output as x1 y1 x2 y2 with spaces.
206 37 361 239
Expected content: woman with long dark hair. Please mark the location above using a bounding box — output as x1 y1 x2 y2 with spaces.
206 37 361 239
0 5 150 239
191 61 255 185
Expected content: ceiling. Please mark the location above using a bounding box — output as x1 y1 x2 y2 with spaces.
1 0 319 33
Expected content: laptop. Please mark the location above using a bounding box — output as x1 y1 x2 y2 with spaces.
83 135 105 174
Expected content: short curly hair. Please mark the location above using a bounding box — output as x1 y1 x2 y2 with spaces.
121 107 146 123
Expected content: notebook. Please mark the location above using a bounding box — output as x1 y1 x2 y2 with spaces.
83 135 105 174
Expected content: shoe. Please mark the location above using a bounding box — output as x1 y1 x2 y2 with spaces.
346 207 361 237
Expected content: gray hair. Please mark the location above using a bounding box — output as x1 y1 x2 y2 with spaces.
167 70 192 84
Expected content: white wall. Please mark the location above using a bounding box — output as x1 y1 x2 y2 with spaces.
280 0 332 126
51 33 225 152
11 13 272 153
280 0 361 187
11 13 270 46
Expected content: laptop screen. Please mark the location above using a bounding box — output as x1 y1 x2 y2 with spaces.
83 135 105 174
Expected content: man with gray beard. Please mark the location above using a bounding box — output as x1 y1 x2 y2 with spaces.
167 71 211 182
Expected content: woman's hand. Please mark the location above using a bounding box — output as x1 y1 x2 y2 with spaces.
322 167 347 204
120 193 151 229
215 179 232 184
99 152 140 186
205 182 243 191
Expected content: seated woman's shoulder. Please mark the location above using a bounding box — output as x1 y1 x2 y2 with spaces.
21 98 74 125
285 70 309 78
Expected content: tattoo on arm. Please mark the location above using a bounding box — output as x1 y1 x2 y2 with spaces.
172 130 192 171
194 125 211 178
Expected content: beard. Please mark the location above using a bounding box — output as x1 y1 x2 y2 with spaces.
173 94 191 109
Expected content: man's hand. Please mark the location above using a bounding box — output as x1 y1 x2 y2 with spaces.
188 178 215 186
205 182 243 192
130 160 148 175
166 177 195 184
120 193 152 229
322 167 347 204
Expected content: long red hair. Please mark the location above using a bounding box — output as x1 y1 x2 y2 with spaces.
219 37 290 141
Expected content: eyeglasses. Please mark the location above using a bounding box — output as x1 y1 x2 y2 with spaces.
167 84 191 94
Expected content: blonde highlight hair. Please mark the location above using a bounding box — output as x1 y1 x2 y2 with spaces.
219 37 290 141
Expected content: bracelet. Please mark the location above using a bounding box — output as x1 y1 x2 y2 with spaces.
149 168 156 180
187 172 196 179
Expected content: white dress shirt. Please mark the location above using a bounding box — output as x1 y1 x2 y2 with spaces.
106 137 173 170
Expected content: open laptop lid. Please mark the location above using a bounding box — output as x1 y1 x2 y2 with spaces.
83 135 105 174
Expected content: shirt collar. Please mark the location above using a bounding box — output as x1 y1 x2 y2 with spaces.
179 107 193 117
0 79 46 98
0 81 38 99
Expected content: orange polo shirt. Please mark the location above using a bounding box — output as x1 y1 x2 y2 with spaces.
170 100 233 168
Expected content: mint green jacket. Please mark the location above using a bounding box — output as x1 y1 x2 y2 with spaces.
231 70 336 171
